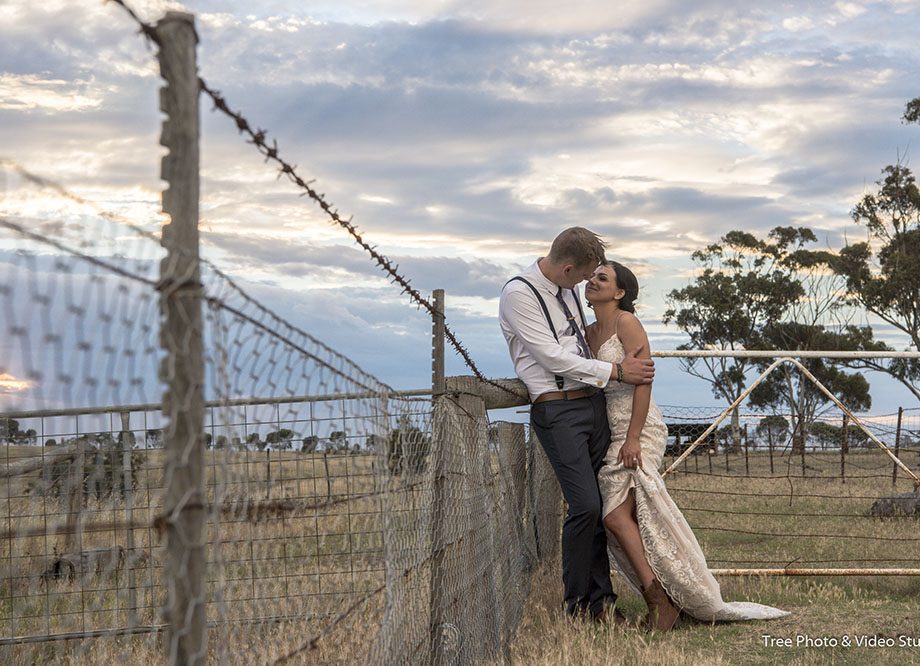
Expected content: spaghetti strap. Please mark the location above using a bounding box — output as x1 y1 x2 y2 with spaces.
613 310 626 338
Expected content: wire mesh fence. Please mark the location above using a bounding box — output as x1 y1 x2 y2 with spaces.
655 402 920 577
1 143 167 661
0 397 560 664
1 7 555 662
1 141 557 664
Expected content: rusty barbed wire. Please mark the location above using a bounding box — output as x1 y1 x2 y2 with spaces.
106 0 523 400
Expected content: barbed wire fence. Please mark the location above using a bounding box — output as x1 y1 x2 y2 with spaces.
1 3 919 665
1 5 537 664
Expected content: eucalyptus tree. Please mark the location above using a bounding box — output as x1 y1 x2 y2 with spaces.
746 245 890 452
748 322 886 452
832 161 920 402
666 226 886 451
664 227 813 449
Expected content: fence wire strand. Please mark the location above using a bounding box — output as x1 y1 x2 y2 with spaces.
105 0 520 401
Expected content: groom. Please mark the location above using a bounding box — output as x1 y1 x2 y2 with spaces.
499 227 654 622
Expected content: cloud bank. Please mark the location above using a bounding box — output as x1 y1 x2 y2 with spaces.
2 0 918 410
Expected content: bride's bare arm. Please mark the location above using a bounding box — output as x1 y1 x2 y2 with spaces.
616 313 652 469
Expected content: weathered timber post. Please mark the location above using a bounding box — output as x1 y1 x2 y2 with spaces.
63 440 85 556
767 427 775 475
527 427 562 563
494 421 528 658
450 376 500 663
120 411 138 627
743 423 749 477
498 422 528 527
156 12 206 664
432 289 446 396
265 449 271 500
893 407 903 487
801 431 807 477
429 289 450 665
841 414 849 484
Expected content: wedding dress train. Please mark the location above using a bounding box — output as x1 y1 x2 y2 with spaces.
596 333 789 622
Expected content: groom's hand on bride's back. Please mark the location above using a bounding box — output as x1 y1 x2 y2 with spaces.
616 345 655 385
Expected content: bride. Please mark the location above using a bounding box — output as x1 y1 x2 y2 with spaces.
584 260 789 631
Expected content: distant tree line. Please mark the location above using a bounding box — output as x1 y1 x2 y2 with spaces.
664 97 919 453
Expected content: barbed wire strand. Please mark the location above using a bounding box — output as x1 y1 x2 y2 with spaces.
106 0 522 400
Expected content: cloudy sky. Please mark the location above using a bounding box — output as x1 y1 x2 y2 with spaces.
1 0 918 414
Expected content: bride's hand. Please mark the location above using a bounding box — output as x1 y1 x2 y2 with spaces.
618 436 643 469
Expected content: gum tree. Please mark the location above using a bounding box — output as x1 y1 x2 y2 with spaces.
832 159 920 402
664 227 813 449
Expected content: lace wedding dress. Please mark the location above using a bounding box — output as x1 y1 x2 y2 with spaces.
596 333 789 622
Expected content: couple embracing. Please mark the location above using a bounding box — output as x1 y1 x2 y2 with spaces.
499 227 788 630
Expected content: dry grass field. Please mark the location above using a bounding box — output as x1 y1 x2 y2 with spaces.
501 448 920 666
0 445 391 664
1 443 918 664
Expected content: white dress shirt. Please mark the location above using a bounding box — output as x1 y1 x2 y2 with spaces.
499 260 612 401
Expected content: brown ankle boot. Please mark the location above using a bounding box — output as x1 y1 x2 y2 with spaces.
641 579 680 631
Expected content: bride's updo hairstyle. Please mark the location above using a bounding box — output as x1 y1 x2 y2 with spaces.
607 260 639 313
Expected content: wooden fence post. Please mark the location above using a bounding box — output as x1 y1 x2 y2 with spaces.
431 289 446 396
841 414 848 484
743 424 749 477
265 449 271 499
495 423 528 523
528 427 562 564
156 11 206 664
892 407 903 487
429 377 500 664
429 289 449 664
120 411 137 628
63 441 85 556
767 427 775 475
801 430 807 477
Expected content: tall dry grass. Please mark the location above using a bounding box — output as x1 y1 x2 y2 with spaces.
2 445 919 664
500 448 920 666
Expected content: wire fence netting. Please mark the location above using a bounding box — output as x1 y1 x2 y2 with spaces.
0 159 563 664
1 158 167 661
656 400 920 575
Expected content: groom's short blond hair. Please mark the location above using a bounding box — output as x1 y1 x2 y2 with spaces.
547 227 607 267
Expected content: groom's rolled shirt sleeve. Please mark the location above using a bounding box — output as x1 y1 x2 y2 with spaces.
500 286 612 389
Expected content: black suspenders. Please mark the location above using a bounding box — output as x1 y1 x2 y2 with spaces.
506 276 590 390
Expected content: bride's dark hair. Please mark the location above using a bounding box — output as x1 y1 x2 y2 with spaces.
606 260 639 313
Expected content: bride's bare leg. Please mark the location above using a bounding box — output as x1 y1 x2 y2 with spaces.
604 488 680 630
602 489 655 589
